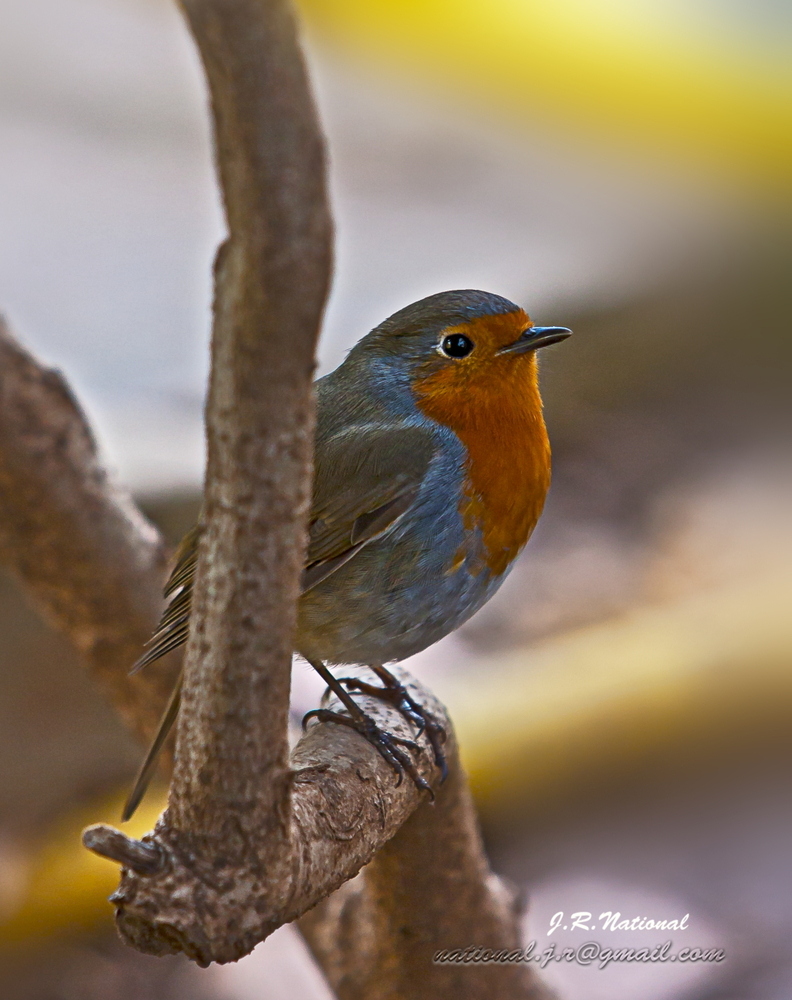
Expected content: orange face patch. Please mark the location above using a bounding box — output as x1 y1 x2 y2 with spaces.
412 309 552 576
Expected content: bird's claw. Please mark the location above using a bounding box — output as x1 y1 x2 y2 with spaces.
303 706 433 796
338 670 449 783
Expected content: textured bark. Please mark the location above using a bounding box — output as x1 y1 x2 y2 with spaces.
0 0 554 996
90 675 456 964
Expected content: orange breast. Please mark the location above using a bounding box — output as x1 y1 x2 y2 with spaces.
412 311 552 577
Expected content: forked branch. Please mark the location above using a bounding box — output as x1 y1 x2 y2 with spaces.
0 0 554 996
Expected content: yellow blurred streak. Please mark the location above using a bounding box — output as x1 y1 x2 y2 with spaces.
450 572 792 815
298 0 791 191
0 790 167 947
3 571 791 944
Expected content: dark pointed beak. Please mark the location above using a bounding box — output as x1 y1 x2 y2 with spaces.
497 326 572 355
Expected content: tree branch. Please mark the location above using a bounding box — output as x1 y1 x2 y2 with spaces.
0 319 176 742
0 0 555 995
89 674 456 963
165 0 334 852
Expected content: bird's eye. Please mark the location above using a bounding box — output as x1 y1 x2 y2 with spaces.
440 333 474 359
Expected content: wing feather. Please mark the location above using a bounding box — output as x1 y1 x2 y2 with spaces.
132 424 435 671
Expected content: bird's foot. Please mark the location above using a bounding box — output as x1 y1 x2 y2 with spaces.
302 707 432 796
338 665 448 782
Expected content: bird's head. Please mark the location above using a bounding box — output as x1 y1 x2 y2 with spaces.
351 289 571 420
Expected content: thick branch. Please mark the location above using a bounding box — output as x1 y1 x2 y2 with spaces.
167 0 332 841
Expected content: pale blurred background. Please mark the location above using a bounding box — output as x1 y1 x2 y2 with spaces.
0 0 790 998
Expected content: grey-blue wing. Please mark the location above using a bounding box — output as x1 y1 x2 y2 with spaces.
122 423 436 819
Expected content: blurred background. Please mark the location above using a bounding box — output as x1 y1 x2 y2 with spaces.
0 0 790 997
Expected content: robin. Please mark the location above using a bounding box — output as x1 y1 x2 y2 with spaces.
123 289 570 820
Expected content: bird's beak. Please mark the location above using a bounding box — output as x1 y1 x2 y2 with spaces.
497 326 572 355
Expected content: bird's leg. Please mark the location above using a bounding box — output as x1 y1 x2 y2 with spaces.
338 663 448 781
303 658 433 795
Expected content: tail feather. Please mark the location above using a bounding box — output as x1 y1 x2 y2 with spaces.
130 618 191 674
129 524 202 676
124 524 202 817
122 673 183 822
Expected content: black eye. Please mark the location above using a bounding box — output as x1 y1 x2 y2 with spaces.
440 333 474 359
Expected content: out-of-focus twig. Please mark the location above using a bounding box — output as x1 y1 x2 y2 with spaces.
0 318 176 742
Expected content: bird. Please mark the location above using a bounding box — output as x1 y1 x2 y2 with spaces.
122 289 570 820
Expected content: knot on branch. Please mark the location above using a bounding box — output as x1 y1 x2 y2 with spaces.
83 824 168 875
